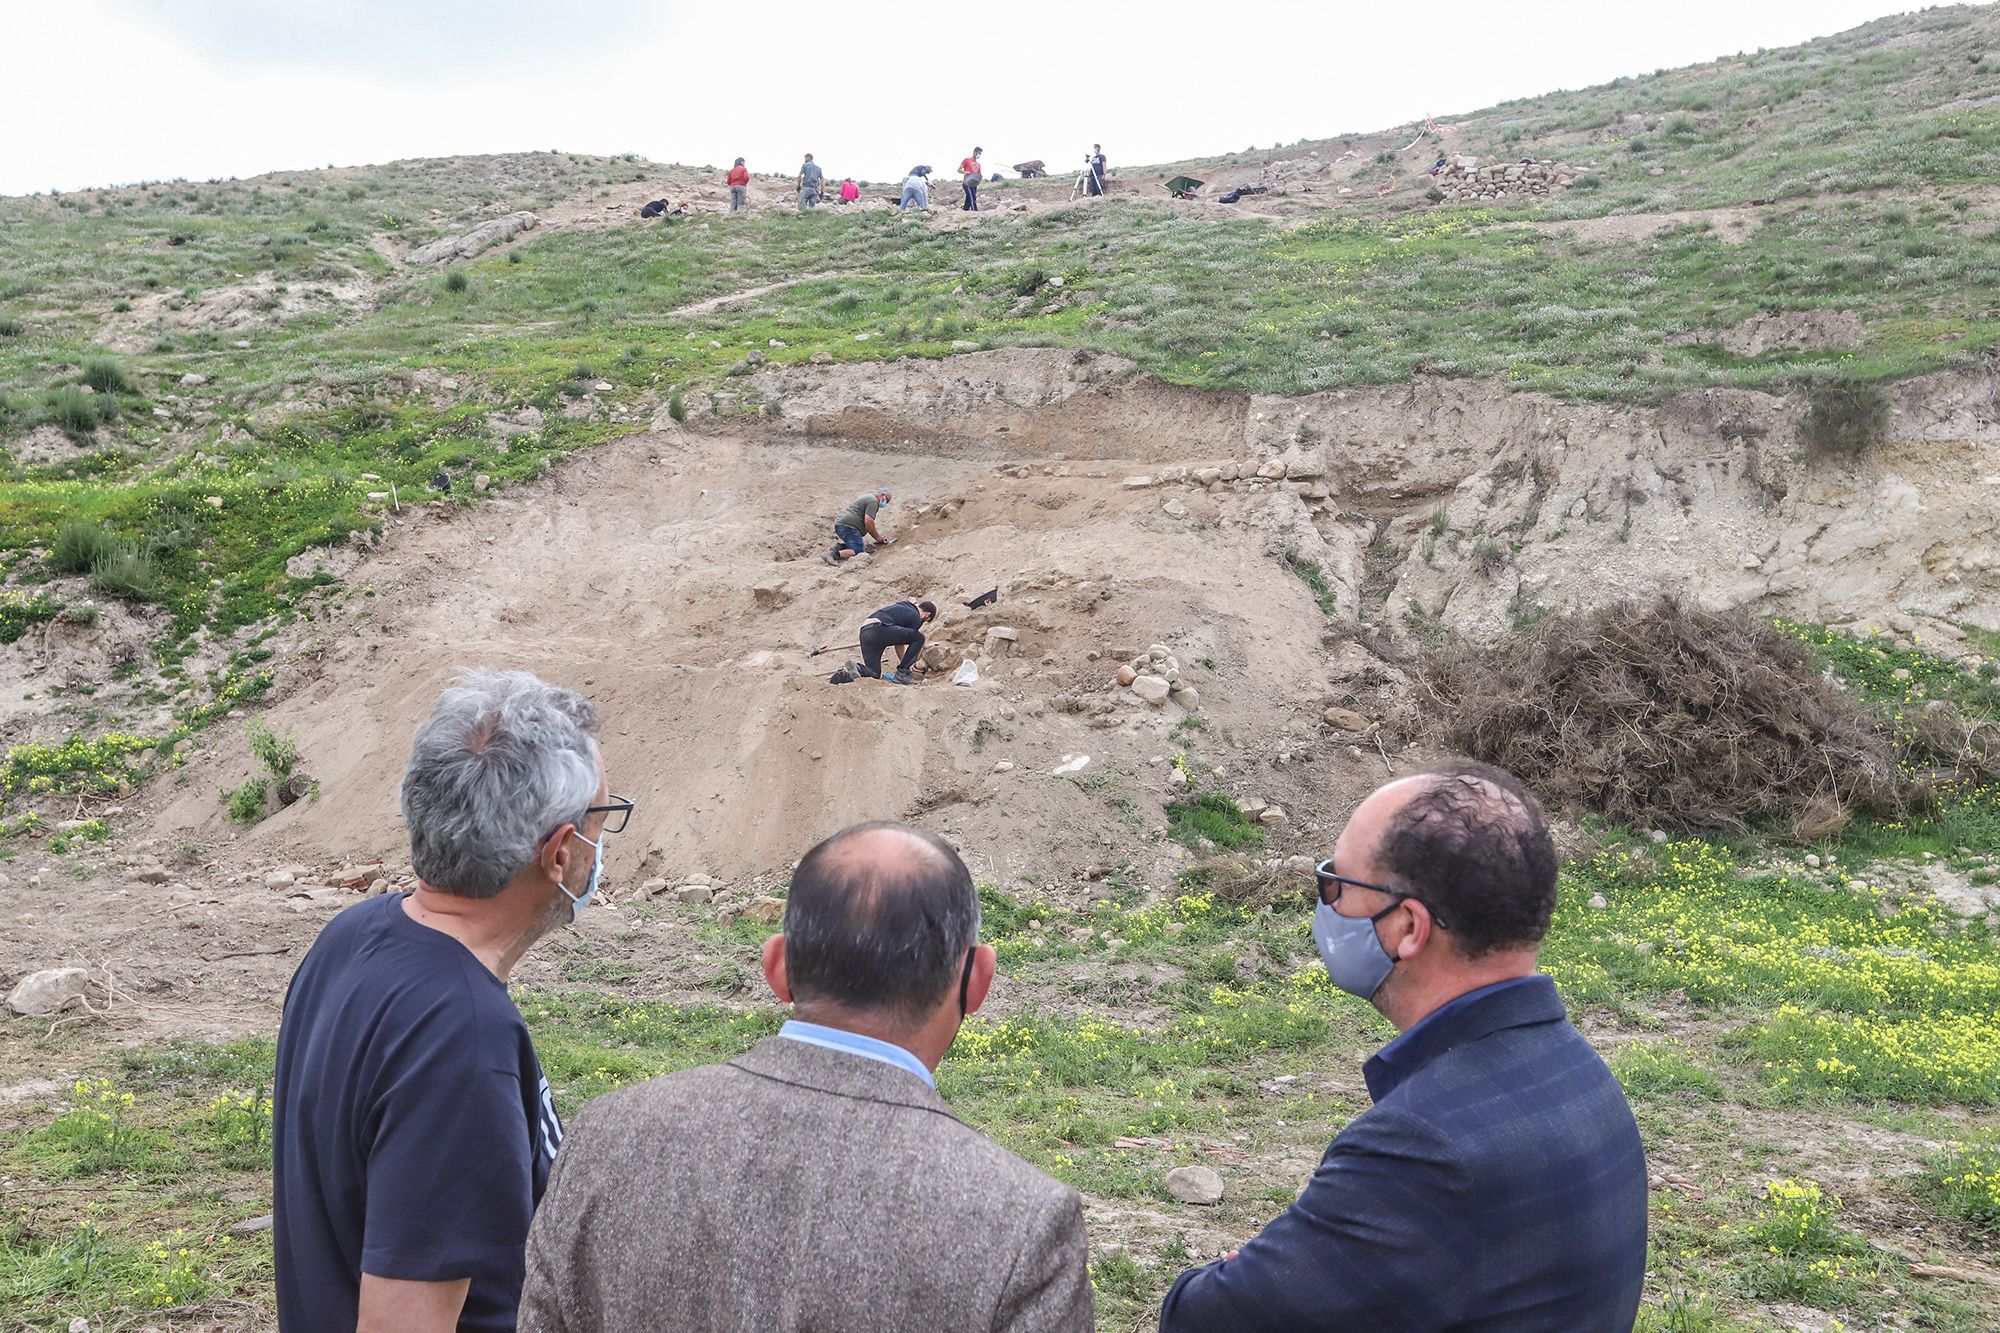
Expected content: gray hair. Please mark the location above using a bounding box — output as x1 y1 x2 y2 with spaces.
401 669 601 898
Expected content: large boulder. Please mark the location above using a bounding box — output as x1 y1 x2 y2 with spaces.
7 967 93 1016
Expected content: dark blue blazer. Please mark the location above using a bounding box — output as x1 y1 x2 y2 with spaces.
1160 975 1647 1332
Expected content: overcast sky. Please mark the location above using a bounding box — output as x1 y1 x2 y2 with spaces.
2 0 1956 196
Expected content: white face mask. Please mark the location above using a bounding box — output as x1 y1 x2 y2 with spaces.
558 829 602 923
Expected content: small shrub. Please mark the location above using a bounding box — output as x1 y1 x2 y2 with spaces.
246 720 298 779
0 316 23 337
668 391 687 423
1801 378 1889 460
444 269 469 294
84 359 137 397
224 777 271 825
1424 187 1445 203
1472 538 1507 574
44 386 101 435
51 520 124 573
1918 1144 2000 1232
1748 1178 1840 1255
89 546 165 602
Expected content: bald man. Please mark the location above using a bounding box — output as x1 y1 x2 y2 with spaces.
520 821 1093 1333
1160 763 1648 1332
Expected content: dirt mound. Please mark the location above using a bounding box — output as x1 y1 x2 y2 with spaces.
147 406 1367 894
1418 597 1903 835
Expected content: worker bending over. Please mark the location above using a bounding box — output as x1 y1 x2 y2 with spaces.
826 487 894 564
857 600 936 685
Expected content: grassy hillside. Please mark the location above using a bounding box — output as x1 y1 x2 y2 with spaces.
0 7 1997 803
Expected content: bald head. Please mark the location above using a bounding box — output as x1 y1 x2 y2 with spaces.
1341 762 1557 958
783 821 979 1028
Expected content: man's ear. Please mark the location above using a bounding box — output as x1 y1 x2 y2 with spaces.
761 934 793 1005
1396 900 1434 961
962 943 998 1017
535 824 574 885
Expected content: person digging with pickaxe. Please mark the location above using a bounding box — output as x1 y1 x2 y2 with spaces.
823 486 896 564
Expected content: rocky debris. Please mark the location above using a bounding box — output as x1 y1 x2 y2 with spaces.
1713 310 1864 358
1432 157 1575 203
724 895 786 927
407 211 538 265
984 626 1019 658
1259 805 1288 827
1164 1164 1225 1206
675 884 714 904
129 864 170 885
7 967 95 1016
331 863 386 890
1114 643 1199 711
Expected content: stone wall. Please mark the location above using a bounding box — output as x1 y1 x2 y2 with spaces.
1432 156 1574 202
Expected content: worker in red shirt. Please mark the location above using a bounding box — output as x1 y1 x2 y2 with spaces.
727 158 750 213
959 147 983 212
838 178 860 204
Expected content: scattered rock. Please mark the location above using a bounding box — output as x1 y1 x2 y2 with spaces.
179 373 207 387
1116 664 1138 687
675 884 714 904
993 760 1015 773
1323 706 1371 732
1164 1165 1225 1206
735 895 785 926
1258 805 1288 826
129 865 170 884
1162 498 1188 520
1131 675 1171 705
264 871 296 891
1170 684 1201 711
7 967 93 1017
1587 894 1609 910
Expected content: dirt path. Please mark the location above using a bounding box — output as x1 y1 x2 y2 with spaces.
665 272 859 318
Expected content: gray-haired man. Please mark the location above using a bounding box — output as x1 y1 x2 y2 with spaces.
520 821 1094 1332
273 670 632 1333
824 485 894 563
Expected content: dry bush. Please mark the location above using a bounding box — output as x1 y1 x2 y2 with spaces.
1182 855 1310 909
1419 597 1903 834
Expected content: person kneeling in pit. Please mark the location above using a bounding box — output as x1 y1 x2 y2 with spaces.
855 599 935 685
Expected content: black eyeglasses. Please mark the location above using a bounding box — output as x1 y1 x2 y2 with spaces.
1314 858 1449 930
958 947 976 1019
584 795 635 835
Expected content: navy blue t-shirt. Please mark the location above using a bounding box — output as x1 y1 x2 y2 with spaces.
273 893 562 1333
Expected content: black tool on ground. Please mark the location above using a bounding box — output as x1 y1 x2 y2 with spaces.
963 588 999 610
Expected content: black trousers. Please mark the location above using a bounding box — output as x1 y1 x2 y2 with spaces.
859 623 924 675
963 181 978 210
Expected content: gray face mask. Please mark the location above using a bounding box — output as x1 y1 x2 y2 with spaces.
558 830 603 923
1312 899 1399 1000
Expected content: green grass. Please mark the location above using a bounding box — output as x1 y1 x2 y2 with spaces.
0 590 59 643
10 793 2000 1327
1165 793 1267 853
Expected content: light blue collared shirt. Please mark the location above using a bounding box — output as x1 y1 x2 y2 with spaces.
777 1019 935 1087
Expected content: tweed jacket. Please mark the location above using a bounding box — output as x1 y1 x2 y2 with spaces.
1159 976 1648 1332
518 1035 1093 1333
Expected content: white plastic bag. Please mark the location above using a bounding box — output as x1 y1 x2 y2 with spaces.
951 659 980 686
